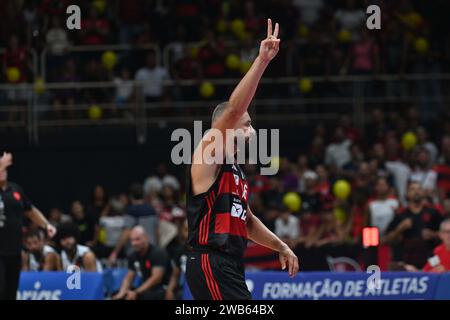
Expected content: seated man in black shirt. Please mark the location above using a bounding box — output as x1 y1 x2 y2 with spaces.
108 184 158 266
112 226 169 300
383 181 443 268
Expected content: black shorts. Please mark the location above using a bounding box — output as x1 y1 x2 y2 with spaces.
185 248 251 300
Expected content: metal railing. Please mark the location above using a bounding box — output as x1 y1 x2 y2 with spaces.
0 73 448 146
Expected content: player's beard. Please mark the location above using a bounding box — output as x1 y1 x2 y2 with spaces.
233 136 250 156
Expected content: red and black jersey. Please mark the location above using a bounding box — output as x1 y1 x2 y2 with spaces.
187 163 249 258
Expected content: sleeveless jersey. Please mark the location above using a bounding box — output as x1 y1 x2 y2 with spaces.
187 163 249 258
61 244 103 272
28 245 57 271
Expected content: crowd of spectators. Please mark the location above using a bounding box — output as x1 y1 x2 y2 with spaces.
21 107 450 296
0 0 449 122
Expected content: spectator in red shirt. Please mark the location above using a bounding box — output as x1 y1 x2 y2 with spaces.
423 219 450 272
405 219 450 272
434 135 450 199
197 30 225 79
79 6 110 45
171 45 202 103
3 34 31 83
116 0 145 44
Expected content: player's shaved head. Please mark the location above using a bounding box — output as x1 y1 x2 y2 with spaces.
212 102 229 124
130 225 147 238
130 225 149 253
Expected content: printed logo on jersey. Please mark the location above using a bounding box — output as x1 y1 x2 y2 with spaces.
13 192 21 201
231 199 247 221
233 173 240 186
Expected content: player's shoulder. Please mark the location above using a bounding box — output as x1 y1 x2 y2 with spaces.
433 243 445 255
151 245 168 256
7 181 22 191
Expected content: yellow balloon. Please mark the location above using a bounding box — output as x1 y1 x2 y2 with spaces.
334 207 347 224
92 0 106 13
216 19 227 33
98 228 106 244
231 19 245 36
401 132 418 151
34 78 46 95
239 61 252 75
405 12 423 28
298 25 309 38
6 67 20 83
88 105 103 120
270 156 280 172
226 54 241 70
237 31 250 42
190 46 199 59
283 192 302 212
333 180 351 200
101 50 118 70
199 81 215 98
299 78 313 93
414 37 429 55
338 29 352 43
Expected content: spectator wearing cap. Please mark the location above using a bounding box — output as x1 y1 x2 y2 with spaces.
300 170 322 215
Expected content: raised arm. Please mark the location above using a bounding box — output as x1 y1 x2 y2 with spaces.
0 152 12 172
213 19 280 134
191 19 281 195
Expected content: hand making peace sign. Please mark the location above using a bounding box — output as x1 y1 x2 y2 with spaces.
259 19 280 63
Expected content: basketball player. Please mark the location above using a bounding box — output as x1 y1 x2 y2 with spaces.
185 19 299 300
